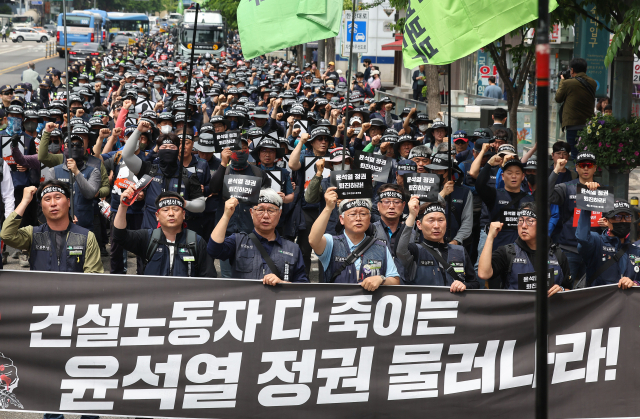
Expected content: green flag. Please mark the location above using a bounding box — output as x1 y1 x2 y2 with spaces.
177 0 184 15
238 0 343 60
402 0 559 69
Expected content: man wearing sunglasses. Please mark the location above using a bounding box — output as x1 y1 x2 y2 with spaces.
478 202 571 294
548 152 600 283
208 189 308 284
576 188 640 289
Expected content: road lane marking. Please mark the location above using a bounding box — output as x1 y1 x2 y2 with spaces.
0 55 51 75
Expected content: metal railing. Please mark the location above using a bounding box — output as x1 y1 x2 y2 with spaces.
45 41 56 58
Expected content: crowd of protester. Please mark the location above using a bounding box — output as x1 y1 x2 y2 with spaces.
0 33 636 296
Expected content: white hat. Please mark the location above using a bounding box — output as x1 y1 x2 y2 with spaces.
337 69 343 74
371 70 380 75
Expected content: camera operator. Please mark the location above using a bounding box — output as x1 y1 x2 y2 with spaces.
554 58 596 160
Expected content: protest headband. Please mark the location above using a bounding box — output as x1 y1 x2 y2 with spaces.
517 209 537 219
157 198 184 210
423 205 446 216
41 186 69 199
160 138 176 146
258 195 282 209
379 191 403 201
339 199 372 214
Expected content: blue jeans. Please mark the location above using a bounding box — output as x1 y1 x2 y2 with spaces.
220 258 232 278
565 129 580 160
563 250 586 288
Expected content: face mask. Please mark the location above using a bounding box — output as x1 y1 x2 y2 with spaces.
137 82 145 88
229 120 239 130
610 222 631 238
158 148 179 167
48 141 61 154
160 125 173 134
525 174 537 186
154 83 163 90
69 144 85 161
418 124 428 132
0 122 7 131
23 121 38 132
230 149 249 169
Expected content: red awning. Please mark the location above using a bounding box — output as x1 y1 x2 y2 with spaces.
381 34 403 51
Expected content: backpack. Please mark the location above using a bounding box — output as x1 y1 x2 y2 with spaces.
144 228 199 272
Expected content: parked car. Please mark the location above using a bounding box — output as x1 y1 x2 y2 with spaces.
42 23 56 37
110 34 135 49
10 27 50 43
69 42 105 61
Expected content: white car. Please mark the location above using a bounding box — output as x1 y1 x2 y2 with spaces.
355 33 365 42
10 28 50 43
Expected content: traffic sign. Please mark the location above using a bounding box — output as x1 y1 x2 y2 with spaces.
342 10 368 54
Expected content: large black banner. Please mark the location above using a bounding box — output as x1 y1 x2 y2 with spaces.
0 271 639 418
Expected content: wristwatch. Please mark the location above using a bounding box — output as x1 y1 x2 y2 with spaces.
380 276 386 285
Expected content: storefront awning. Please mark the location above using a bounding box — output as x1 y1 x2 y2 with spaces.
381 34 403 51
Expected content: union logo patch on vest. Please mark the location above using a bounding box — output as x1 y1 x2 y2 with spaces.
513 258 527 264
420 260 435 266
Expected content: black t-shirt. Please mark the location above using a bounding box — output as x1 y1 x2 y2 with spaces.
325 70 339 80
489 238 572 289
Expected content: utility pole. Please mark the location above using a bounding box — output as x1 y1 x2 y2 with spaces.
350 0 359 77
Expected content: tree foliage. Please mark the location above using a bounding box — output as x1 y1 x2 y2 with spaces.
201 0 240 28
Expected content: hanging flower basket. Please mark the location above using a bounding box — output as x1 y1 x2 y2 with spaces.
576 115 640 172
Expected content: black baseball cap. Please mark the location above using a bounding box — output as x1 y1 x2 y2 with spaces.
503 159 524 171
552 141 570 154
576 152 596 163
605 199 633 218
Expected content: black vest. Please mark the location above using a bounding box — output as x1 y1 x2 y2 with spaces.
30 223 89 272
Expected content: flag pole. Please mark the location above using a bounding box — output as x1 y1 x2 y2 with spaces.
535 0 550 417
342 0 357 170
62 0 73 220
177 3 199 194
447 63 452 231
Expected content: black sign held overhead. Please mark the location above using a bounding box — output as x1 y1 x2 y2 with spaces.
500 209 519 231
330 169 373 199
222 174 262 205
576 184 615 213
403 173 440 202
355 152 393 182
518 268 555 291
214 130 242 153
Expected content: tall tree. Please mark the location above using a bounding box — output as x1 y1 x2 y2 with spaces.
424 65 440 120
485 28 536 134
